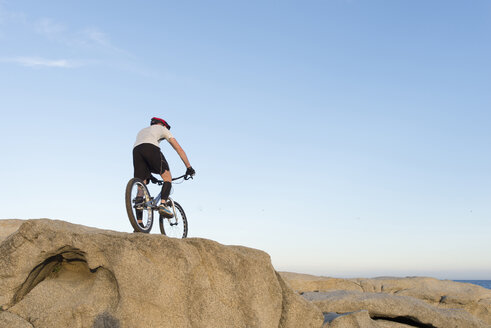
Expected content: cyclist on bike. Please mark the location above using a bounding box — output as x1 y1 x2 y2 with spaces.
133 117 195 224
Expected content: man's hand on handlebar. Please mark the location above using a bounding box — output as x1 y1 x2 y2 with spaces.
185 166 195 179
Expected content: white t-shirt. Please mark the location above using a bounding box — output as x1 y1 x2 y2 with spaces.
133 124 174 148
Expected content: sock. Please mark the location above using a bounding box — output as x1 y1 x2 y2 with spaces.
161 181 172 204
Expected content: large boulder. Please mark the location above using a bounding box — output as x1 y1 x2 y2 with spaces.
306 290 486 328
0 219 323 328
280 272 491 326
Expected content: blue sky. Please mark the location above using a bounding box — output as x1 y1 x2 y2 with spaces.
1 0 490 279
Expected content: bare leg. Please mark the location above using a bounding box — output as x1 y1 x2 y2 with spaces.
160 171 172 182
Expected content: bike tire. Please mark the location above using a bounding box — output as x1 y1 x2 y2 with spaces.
159 201 188 238
125 178 153 233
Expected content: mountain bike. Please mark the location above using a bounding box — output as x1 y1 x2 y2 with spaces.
125 174 191 238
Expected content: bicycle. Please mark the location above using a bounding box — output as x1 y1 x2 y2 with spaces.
125 173 191 238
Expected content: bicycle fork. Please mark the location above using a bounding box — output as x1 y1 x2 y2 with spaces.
165 197 179 226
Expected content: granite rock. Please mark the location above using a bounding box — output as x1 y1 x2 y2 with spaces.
0 219 324 328
281 271 491 326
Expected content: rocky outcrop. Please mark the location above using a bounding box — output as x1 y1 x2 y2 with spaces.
0 219 324 328
280 272 491 328
307 290 485 328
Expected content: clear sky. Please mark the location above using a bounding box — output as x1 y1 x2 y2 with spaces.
1 0 490 280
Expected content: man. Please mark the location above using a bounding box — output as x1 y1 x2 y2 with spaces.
133 117 195 222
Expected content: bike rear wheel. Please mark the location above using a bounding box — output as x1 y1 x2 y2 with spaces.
159 201 188 238
125 178 154 233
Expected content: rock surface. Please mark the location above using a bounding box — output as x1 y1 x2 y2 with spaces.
280 272 491 328
0 219 324 328
0 311 33 328
309 290 485 328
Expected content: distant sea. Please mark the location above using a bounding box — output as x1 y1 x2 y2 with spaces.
454 280 491 289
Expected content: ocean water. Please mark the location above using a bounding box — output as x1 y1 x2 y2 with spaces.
454 280 491 289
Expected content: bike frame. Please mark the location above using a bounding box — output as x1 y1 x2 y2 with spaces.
139 174 190 223
145 192 178 220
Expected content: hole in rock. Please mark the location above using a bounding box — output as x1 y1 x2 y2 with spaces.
372 315 436 328
9 247 119 327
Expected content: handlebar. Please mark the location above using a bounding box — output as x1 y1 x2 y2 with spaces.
172 174 192 181
148 173 193 185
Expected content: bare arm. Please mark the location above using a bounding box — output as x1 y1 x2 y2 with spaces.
168 138 191 168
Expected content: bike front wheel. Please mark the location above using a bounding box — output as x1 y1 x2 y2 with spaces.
125 178 154 233
159 201 188 238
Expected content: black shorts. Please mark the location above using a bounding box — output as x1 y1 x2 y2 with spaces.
133 143 170 180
